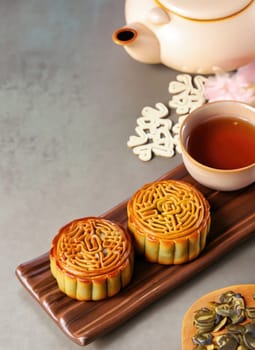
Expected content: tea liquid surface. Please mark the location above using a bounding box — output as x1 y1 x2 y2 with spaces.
186 117 255 170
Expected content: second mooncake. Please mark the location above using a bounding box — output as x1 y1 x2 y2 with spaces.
127 180 210 265
50 217 134 301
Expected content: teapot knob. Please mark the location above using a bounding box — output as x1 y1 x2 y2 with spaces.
147 7 170 25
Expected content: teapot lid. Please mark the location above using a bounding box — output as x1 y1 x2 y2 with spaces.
156 0 253 20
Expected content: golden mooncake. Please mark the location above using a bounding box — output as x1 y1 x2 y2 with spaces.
50 217 134 301
127 180 210 265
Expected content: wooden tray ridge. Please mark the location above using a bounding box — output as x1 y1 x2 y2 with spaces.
16 164 255 346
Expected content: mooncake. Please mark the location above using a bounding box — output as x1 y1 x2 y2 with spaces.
182 284 255 350
127 180 210 264
50 217 134 301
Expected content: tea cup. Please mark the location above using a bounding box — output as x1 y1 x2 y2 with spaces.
179 101 255 191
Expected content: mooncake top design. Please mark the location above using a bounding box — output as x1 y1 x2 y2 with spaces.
50 217 133 279
128 180 210 239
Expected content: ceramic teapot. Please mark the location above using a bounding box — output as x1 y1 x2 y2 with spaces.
112 0 255 74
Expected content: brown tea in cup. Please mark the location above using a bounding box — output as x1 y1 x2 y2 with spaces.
186 116 255 170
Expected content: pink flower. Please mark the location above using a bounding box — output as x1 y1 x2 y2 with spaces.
204 72 254 103
236 60 255 84
204 60 255 104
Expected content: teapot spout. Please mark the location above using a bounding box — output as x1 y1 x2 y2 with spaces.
112 23 160 64
112 27 138 46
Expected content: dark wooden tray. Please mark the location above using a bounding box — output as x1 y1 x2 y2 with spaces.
16 164 255 346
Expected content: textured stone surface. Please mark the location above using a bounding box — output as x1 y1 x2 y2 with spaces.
2 1 255 350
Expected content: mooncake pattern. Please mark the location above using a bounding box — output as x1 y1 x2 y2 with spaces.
50 217 134 301
127 180 210 264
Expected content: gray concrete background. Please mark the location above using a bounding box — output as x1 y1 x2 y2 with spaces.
1 1 255 349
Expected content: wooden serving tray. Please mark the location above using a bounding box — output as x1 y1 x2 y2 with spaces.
16 164 255 346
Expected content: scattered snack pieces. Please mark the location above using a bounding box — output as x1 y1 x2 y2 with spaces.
127 180 210 265
168 74 207 115
50 217 134 301
182 284 255 350
127 74 207 161
127 102 174 161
